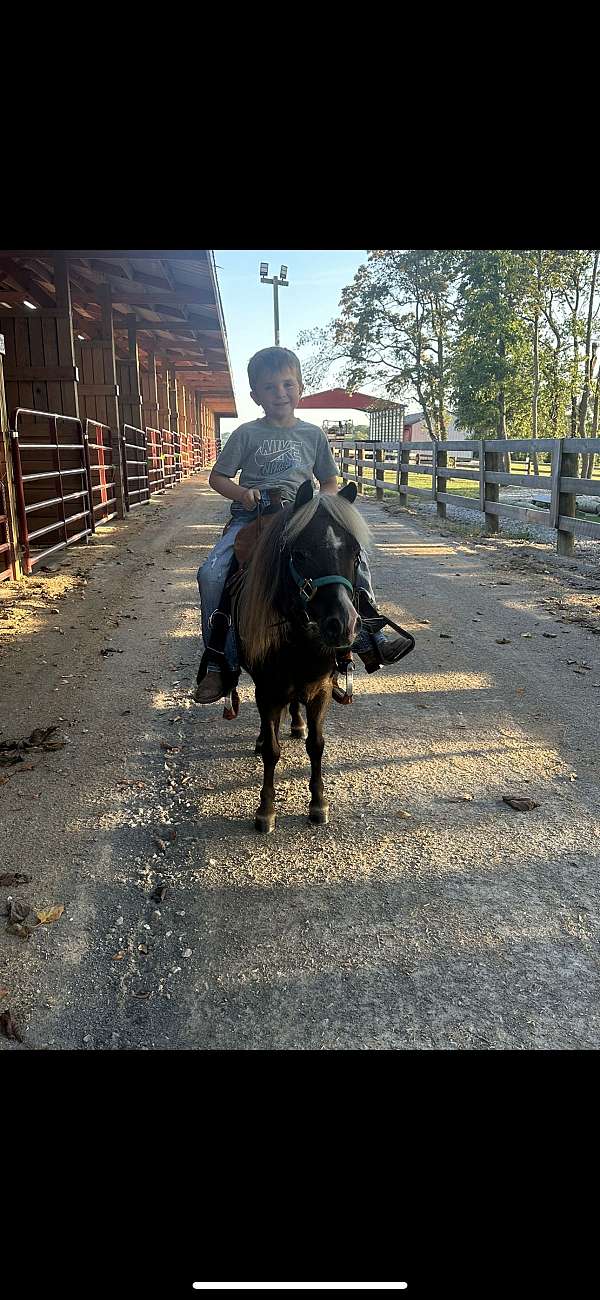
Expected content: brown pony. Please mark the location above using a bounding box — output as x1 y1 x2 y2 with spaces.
233 480 370 832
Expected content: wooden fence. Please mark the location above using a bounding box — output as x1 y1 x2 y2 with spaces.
330 438 600 556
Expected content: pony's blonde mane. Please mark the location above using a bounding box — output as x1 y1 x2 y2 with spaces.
236 494 371 666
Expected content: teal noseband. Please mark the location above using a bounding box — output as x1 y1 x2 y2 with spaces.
289 556 354 605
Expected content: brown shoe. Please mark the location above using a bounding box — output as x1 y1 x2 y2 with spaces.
193 670 226 703
377 633 413 664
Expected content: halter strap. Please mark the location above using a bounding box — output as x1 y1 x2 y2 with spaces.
288 555 354 605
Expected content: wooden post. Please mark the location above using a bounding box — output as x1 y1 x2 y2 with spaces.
484 447 500 534
53 255 79 419
399 443 410 507
141 351 159 433
357 444 364 495
98 285 126 519
375 445 384 500
168 368 179 432
435 442 447 520
556 442 577 556
0 349 23 578
478 440 486 523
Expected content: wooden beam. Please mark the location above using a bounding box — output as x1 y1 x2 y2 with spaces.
99 289 215 307
0 259 56 309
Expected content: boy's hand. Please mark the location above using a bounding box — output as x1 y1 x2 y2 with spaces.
240 486 262 511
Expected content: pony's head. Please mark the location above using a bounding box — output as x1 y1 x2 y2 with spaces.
237 480 371 665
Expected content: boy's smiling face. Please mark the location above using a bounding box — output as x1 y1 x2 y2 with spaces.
250 366 303 427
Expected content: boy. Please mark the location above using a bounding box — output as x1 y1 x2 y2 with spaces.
195 346 408 703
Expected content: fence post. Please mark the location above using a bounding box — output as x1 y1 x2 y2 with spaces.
435 442 447 520
555 440 577 556
484 447 500 534
398 444 410 508
375 445 384 500
357 444 364 495
478 440 485 522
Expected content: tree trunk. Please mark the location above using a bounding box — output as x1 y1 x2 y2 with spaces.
531 308 540 474
577 250 599 454
497 336 511 473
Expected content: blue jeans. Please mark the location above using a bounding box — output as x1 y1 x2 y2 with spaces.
197 501 378 672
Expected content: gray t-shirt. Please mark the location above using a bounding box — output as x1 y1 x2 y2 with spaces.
213 418 338 506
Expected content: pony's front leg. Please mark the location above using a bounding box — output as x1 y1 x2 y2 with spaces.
305 689 331 825
254 699 283 833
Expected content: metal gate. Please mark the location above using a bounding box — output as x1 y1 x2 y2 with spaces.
85 419 118 529
161 428 176 489
0 473 16 580
146 427 165 494
121 425 150 510
172 431 183 484
10 408 93 574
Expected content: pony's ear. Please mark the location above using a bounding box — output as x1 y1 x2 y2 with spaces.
338 481 357 503
294 480 314 512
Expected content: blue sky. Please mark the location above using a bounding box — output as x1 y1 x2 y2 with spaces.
214 249 377 440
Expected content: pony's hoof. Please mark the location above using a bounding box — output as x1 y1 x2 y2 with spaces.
309 804 329 825
291 725 308 740
255 812 276 833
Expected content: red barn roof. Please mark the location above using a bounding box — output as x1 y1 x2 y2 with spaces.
297 388 400 411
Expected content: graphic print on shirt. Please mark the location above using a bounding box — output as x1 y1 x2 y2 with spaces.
254 437 302 477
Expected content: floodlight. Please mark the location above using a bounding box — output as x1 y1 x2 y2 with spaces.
260 262 269 278
280 265 288 280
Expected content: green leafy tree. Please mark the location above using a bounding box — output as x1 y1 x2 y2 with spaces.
298 250 460 441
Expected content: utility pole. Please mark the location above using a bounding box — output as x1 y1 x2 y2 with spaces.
259 261 289 345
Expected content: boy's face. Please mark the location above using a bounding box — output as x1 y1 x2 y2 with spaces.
250 366 303 425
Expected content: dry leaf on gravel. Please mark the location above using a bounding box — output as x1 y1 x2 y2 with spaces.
153 837 167 853
35 904 65 925
113 951 126 960
0 988 10 998
446 795 474 803
496 638 512 644
0 1009 23 1042
0 873 31 887
502 796 540 812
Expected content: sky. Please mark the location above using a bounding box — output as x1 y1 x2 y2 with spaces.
214 249 382 442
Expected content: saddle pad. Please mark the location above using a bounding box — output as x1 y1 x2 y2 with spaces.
233 512 280 567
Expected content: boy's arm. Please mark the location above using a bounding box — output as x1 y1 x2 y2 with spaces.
208 469 261 511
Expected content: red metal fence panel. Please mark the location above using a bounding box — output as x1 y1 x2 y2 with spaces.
121 425 150 510
85 419 117 529
0 474 16 580
161 429 176 489
146 427 165 495
10 408 93 574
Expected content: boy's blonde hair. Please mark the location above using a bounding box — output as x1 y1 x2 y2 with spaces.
247 347 303 391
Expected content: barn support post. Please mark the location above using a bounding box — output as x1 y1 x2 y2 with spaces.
0 348 23 578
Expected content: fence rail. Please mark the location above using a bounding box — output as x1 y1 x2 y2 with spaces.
330 438 600 555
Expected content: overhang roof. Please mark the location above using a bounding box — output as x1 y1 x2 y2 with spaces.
0 249 237 417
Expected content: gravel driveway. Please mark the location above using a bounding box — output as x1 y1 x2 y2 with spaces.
1 473 598 1049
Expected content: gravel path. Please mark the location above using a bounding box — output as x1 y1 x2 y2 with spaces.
1 474 599 1050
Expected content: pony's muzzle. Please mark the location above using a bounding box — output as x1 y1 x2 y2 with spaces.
321 608 361 648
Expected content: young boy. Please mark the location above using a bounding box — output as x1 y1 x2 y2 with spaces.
195 346 408 703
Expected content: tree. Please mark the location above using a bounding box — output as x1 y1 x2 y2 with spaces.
450 251 531 469
298 250 460 442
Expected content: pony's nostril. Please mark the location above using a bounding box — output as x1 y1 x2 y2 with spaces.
322 616 344 643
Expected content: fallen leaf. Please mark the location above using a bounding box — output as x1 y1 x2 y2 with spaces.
0 1009 23 1042
35 904 65 925
153 837 167 853
160 742 180 753
542 632 557 638
131 990 150 999
446 795 474 803
150 883 167 902
0 988 10 998
496 638 511 644
138 944 149 954
0 873 31 887
113 951 126 960
396 811 412 820
439 633 452 639
502 796 540 812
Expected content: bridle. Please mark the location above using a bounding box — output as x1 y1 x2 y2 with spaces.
287 553 355 606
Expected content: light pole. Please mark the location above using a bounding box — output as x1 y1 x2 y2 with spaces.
259 261 289 345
